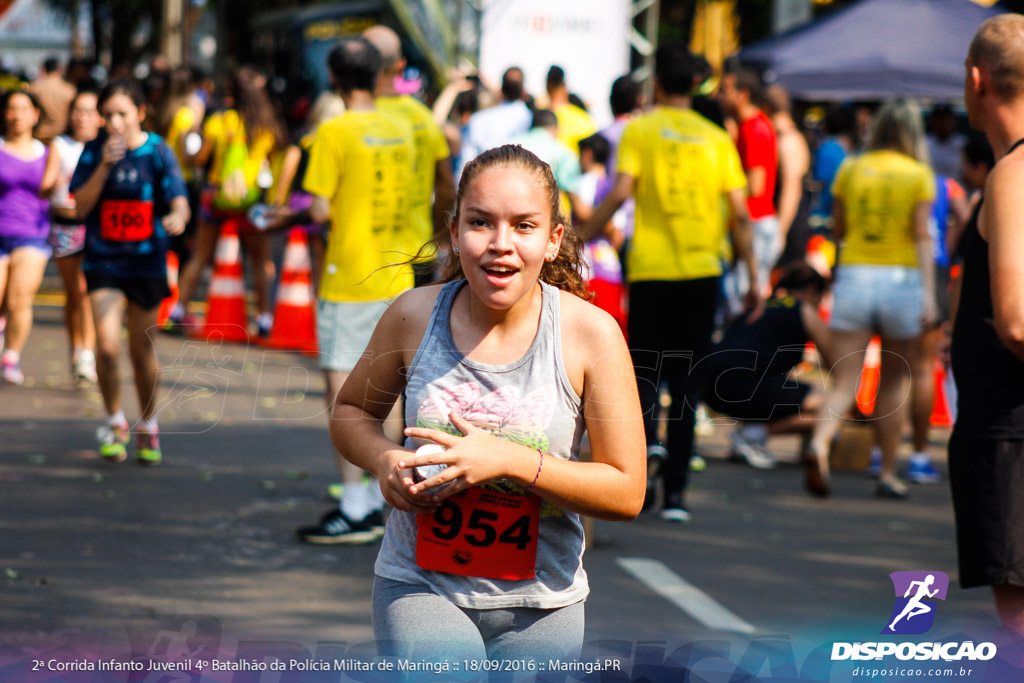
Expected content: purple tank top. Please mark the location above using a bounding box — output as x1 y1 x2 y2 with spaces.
0 140 50 240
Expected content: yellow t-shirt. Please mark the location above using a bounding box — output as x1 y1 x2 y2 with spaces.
554 103 597 155
377 95 450 256
617 107 747 282
302 110 415 302
202 109 277 186
166 105 196 182
832 150 935 267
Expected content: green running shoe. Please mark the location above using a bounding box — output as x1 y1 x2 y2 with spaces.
96 422 129 462
135 431 162 466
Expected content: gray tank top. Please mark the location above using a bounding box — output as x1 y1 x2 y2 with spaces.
374 279 589 609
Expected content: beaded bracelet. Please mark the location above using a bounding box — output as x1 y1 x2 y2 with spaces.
525 448 544 491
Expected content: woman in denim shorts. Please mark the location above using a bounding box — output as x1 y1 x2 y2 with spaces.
803 99 937 500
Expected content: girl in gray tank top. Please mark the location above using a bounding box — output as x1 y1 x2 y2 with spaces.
328 146 646 663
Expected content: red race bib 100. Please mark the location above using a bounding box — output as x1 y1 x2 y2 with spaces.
100 200 154 241
416 487 540 580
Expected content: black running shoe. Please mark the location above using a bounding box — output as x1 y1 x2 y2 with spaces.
297 509 383 545
659 490 691 522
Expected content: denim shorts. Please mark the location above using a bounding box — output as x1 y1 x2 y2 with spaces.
317 298 393 373
830 264 923 339
0 234 51 259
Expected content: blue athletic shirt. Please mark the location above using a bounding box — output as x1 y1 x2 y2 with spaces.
71 132 187 279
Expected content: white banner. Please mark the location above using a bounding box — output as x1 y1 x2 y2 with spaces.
479 0 633 129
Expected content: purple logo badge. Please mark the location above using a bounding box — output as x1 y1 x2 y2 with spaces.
882 571 949 635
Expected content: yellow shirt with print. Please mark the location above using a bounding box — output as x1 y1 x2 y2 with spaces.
303 110 415 303
832 150 935 267
377 95 450 257
166 105 197 182
617 107 747 282
202 109 277 186
554 103 597 155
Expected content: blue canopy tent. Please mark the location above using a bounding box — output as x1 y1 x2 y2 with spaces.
738 0 1003 100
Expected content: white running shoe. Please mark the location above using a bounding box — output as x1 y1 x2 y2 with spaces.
74 350 98 386
729 427 776 470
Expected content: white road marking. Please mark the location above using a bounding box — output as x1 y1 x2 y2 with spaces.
616 557 756 634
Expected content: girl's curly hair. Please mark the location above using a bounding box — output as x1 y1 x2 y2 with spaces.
433 144 591 300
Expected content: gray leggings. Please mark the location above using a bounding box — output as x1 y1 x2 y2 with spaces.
372 576 585 663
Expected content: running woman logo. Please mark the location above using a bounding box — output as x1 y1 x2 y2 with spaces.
881 571 949 635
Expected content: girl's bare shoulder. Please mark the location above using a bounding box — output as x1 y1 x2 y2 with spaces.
386 283 446 342
557 289 626 356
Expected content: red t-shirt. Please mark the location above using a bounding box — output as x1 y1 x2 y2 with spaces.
737 111 778 220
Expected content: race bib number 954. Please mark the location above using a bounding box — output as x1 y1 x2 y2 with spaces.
416 487 540 580
100 200 154 241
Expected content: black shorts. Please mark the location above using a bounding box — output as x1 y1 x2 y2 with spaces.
85 271 171 311
948 433 1024 589
704 374 812 422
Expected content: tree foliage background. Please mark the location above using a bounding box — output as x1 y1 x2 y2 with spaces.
41 0 1024 72
41 0 320 68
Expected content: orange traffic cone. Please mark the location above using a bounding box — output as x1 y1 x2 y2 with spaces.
855 335 882 416
931 359 952 427
191 221 250 343
157 251 179 327
263 228 317 352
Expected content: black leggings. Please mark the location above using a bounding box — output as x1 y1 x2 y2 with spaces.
628 278 720 501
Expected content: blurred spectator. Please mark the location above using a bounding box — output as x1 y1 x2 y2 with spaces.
295 36 415 544
720 68 779 314
805 98 936 500
49 89 104 387
595 75 640 281
190 65 216 108
510 109 586 220
27 56 76 144
364 25 454 280
900 170 970 485
546 65 596 153
154 67 207 266
704 263 831 471
691 54 726 129
811 105 856 225
0 55 24 92
584 43 757 522
960 131 993 196
765 84 812 267
458 67 532 179
66 57 96 91
264 91 346 292
577 133 624 332
447 88 479 163
172 66 288 337
926 103 965 182
430 72 478 168
596 75 640 200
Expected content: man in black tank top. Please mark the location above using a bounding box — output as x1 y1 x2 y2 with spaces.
950 15 1024 636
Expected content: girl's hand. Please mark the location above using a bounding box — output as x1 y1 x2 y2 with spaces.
376 447 439 514
102 135 126 167
400 412 531 500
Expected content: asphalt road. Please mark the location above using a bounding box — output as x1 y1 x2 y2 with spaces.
1 303 1014 681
